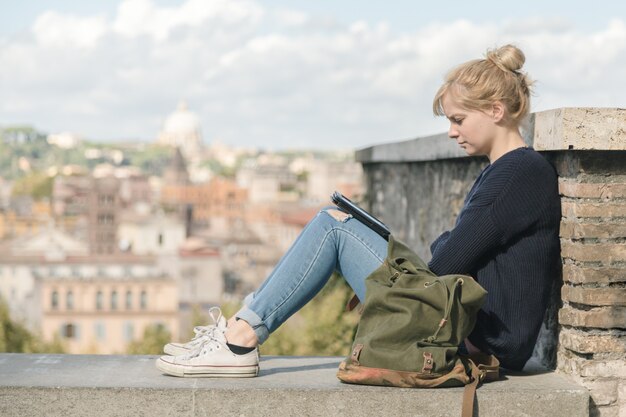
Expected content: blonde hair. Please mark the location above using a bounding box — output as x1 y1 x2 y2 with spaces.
432 44 535 125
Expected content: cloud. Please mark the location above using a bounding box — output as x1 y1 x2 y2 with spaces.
32 11 107 48
112 0 263 41
0 0 624 150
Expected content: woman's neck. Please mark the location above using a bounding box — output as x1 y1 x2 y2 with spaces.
487 129 527 164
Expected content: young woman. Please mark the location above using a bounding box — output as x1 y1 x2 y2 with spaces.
156 44 561 377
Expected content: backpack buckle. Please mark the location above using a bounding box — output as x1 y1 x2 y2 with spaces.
422 352 434 373
351 344 363 365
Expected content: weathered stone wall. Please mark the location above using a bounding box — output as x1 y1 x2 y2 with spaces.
356 107 626 417
360 155 562 370
363 157 485 261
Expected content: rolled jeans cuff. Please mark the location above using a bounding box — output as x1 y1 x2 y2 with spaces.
234 291 270 344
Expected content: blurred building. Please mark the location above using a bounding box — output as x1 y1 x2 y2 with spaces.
46 132 81 149
118 209 185 256
157 101 203 160
0 226 90 329
36 259 178 354
306 159 364 203
244 202 322 253
236 160 299 203
52 175 91 219
173 238 224 334
0 177 12 210
0 198 51 241
52 172 153 252
202 224 281 297
88 176 121 256
162 147 190 186
161 175 248 233
0 226 180 354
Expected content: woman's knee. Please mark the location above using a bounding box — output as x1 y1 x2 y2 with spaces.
318 205 352 223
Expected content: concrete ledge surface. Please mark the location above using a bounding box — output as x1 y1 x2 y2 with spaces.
0 354 588 417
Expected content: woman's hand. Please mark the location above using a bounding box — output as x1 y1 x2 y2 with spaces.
464 337 483 355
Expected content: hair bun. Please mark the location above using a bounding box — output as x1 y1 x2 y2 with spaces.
486 44 525 72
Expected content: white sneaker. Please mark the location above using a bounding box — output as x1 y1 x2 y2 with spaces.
156 328 259 378
163 306 227 356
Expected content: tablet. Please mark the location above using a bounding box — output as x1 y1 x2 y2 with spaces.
330 191 391 241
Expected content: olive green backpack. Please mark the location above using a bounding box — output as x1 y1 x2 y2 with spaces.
337 234 500 417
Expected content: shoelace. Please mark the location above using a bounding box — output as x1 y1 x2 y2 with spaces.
187 306 226 343
184 330 229 359
189 325 217 341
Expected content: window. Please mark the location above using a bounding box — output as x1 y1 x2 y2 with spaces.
66 290 74 310
94 322 106 341
111 290 118 310
140 290 147 310
99 195 114 205
97 214 114 224
96 291 103 310
123 322 134 342
51 290 59 310
158 233 163 246
125 290 132 310
62 323 77 339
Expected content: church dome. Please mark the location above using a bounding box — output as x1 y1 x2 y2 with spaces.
158 100 204 158
162 101 201 135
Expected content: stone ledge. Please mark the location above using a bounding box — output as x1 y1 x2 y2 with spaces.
356 107 626 163
0 354 589 417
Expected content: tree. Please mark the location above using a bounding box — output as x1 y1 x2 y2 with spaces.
126 323 172 355
0 296 65 353
11 171 53 200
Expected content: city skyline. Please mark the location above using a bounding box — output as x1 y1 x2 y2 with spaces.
1 0 625 150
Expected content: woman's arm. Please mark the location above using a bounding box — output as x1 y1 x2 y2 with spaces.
427 205 503 275
429 230 451 256
427 152 555 276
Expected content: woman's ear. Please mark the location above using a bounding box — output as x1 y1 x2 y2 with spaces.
491 101 506 123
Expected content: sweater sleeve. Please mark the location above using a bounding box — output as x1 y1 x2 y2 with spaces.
427 205 504 275
429 230 451 256
427 153 530 275
427 151 553 276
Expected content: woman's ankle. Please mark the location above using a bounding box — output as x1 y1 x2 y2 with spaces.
224 318 259 348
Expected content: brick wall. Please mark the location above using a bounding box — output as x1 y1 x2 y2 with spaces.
549 151 626 417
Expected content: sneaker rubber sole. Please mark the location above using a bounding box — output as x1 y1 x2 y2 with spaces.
156 357 259 378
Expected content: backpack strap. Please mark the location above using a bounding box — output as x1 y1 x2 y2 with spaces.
345 292 363 314
468 352 500 382
460 354 500 417
461 359 481 417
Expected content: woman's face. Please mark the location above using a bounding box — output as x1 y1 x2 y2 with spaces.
441 93 497 157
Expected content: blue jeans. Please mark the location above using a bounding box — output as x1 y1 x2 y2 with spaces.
234 204 470 355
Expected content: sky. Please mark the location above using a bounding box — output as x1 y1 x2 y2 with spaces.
1 0 625 150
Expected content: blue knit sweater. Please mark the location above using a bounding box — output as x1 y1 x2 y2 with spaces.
427 146 561 370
